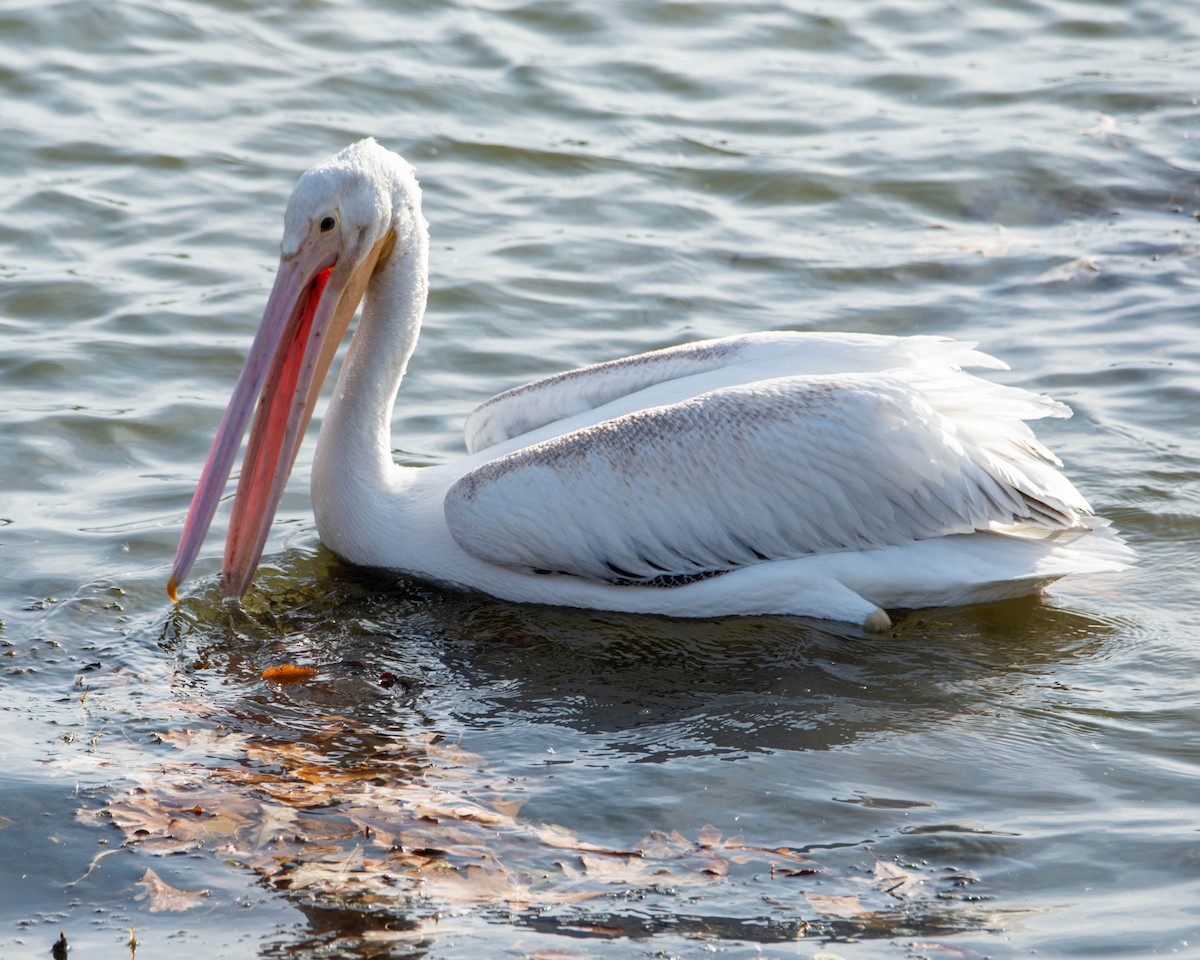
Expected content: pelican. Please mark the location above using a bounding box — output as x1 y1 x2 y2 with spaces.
169 139 1131 629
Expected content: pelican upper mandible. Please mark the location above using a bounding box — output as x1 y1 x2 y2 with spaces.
169 139 1131 629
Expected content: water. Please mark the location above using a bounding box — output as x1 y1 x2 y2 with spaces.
2 0 1198 956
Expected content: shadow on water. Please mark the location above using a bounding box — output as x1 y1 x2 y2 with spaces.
167 546 1122 762
70 545 1125 956
428 587 1119 760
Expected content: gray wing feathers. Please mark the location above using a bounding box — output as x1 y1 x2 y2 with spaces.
445 371 1090 584
463 335 750 453
462 330 1010 454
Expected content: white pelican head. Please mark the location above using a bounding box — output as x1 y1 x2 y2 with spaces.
169 139 423 601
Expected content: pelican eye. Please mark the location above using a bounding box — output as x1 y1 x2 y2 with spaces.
319 215 337 233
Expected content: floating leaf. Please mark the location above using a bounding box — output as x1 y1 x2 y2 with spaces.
806 893 871 918
261 664 319 683
492 797 526 818
636 828 694 860
774 866 820 879
873 858 926 897
135 868 210 912
696 823 722 847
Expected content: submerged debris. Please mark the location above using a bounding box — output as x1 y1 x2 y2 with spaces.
62 676 1007 950
84 720 816 909
67 712 1007 955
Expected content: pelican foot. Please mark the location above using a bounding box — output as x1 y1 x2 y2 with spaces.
863 608 893 633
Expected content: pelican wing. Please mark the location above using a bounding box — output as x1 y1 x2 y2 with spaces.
463 331 1013 453
446 369 1092 584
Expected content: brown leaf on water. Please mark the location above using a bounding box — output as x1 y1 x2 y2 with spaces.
245 802 300 852
692 828 769 866
526 824 626 856
696 823 722 847
636 828 694 860
277 848 371 892
418 860 529 904
576 853 647 883
425 738 487 768
554 851 678 892
101 782 259 855
718 834 814 865
873 858 926 897
135 867 210 912
261 664 319 683
773 866 820 879
698 854 728 877
805 893 871 918
492 797 526 818
153 727 206 750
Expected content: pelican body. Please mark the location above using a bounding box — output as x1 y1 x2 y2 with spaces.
169 139 1130 629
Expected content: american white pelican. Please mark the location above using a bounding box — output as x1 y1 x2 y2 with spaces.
169 139 1131 629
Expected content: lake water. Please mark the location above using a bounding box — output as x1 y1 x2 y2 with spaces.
2 0 1198 957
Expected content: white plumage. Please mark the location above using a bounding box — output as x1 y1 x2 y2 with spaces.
170 140 1132 629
